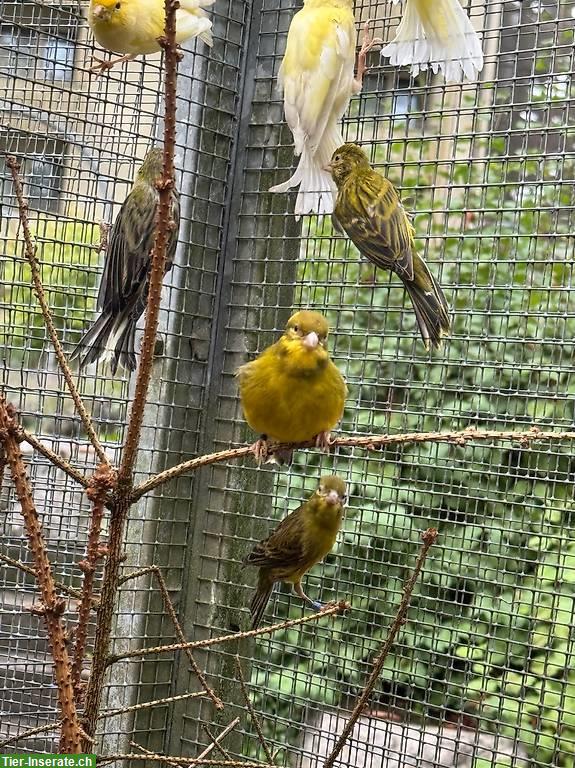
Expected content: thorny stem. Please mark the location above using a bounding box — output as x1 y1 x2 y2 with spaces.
0 398 82 753
81 0 180 744
235 656 274 764
106 601 349 665
130 426 572 503
0 721 61 750
71 463 115 700
0 551 98 605
122 564 223 709
322 528 438 768
5 155 109 468
130 741 182 768
99 757 275 767
99 691 206 720
20 428 90 489
197 718 240 761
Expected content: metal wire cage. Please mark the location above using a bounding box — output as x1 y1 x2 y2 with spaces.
1 0 575 765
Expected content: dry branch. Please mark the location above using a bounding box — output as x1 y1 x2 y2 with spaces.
130 741 182 768
5 155 108 467
235 656 274 764
322 528 438 768
106 601 350 665
72 463 116 699
99 690 206 720
100 757 275 767
20 428 90 489
198 718 240 761
0 398 82 752
0 721 60 749
0 551 98 605
130 426 572 502
82 0 181 743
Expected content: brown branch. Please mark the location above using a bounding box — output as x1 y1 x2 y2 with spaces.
0 551 98 605
0 398 82 752
0 720 60 749
130 741 182 768
235 656 274 764
5 155 109 468
322 528 438 768
82 0 181 743
72 463 115 699
99 691 206 720
100 757 274 768
106 601 350 665
201 725 234 761
198 718 240 761
20 428 90 489
121 564 223 709
130 426 573 503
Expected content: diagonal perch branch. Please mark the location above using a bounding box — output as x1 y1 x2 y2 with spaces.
5 156 109 467
322 527 438 768
235 656 274 764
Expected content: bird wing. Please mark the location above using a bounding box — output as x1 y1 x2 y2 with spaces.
244 506 309 572
279 5 356 156
97 183 159 313
337 171 416 280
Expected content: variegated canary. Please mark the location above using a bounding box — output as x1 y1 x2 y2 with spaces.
327 143 450 349
381 0 483 83
71 148 180 373
88 0 213 73
236 310 347 463
244 475 347 628
269 1 380 218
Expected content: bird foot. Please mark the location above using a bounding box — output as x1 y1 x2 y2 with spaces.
314 431 333 453
89 54 135 76
310 599 324 611
355 19 383 90
250 436 270 465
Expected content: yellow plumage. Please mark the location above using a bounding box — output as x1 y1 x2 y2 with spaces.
381 0 483 82
244 475 347 628
236 310 347 454
88 0 213 69
269 0 358 218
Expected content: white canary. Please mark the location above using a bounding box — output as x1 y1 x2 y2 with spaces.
269 0 377 219
381 0 484 83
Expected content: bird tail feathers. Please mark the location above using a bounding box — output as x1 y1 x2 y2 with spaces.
250 575 275 630
70 310 138 374
177 0 214 46
381 0 483 82
403 254 451 350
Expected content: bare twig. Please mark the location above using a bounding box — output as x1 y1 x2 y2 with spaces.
0 398 82 752
100 757 275 768
99 691 206 720
72 463 115 699
6 155 109 467
197 718 240 761
0 551 98 605
0 720 60 749
19 428 90 489
322 528 438 768
201 725 234 761
106 601 350 665
130 426 573 503
235 656 274 764
130 741 182 768
82 0 181 743
120 564 222 709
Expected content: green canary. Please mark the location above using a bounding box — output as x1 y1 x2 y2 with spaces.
326 143 450 350
71 147 180 373
244 475 347 629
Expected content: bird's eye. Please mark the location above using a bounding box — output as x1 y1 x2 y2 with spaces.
334 155 340 162
293 324 299 332
115 2 121 8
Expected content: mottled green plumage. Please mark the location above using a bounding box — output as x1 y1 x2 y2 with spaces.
328 143 450 349
244 476 347 629
71 147 180 373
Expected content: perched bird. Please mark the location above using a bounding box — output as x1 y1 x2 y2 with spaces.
327 143 450 349
269 2 380 218
236 310 347 463
88 0 214 73
244 475 347 628
71 148 180 374
381 0 484 83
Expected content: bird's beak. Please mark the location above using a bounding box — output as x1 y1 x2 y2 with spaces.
302 331 319 349
326 489 341 505
323 162 334 173
92 4 108 19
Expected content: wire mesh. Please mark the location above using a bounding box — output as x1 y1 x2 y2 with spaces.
0 0 574 766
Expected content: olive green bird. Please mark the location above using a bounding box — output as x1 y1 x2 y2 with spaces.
71 147 180 373
327 143 450 350
244 475 347 629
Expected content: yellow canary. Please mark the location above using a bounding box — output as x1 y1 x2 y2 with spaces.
327 143 450 349
88 0 213 71
381 0 483 82
244 475 347 628
236 310 347 463
269 0 379 218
